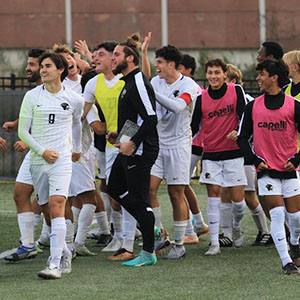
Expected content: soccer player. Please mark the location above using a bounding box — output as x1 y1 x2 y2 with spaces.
3 48 46 262
283 50 300 100
219 63 270 247
238 59 300 275
256 41 284 63
191 58 247 255
150 45 198 259
83 41 138 261
18 52 83 279
106 33 159 267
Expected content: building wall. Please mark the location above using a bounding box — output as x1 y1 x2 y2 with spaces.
0 0 299 50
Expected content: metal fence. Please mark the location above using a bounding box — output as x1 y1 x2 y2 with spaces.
0 76 260 179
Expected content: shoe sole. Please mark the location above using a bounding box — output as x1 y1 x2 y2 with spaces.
37 272 61 280
107 254 135 261
4 252 38 262
163 252 186 260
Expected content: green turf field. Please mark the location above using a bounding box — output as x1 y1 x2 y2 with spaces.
1 181 300 300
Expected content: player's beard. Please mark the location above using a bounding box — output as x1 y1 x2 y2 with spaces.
112 59 128 75
27 71 41 83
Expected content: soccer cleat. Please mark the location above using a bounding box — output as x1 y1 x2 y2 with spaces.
60 252 72 274
87 228 101 240
194 223 209 237
251 231 263 246
107 248 135 261
232 227 244 248
135 228 142 240
154 226 162 240
75 244 97 256
38 266 61 280
282 262 300 275
289 243 300 267
163 245 186 259
4 246 38 262
260 233 273 246
95 234 112 247
183 235 199 245
219 233 233 247
71 248 77 260
37 237 50 248
101 238 122 252
154 231 170 256
205 244 221 256
122 250 157 267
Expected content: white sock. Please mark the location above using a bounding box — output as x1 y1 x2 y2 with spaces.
152 207 162 228
122 207 136 252
18 212 34 248
71 206 81 234
65 219 74 251
95 211 110 235
101 192 111 224
185 213 197 237
251 203 269 234
232 200 246 229
270 206 292 266
111 208 123 240
207 197 221 245
219 203 232 239
75 204 96 245
39 217 51 242
288 211 300 246
50 217 66 269
33 213 41 236
193 212 205 228
174 220 187 245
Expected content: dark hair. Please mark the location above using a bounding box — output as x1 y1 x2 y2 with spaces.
94 41 118 53
155 45 183 69
28 48 45 58
39 52 69 81
205 58 227 73
81 70 97 92
119 33 141 66
256 59 289 88
262 41 284 60
180 54 196 75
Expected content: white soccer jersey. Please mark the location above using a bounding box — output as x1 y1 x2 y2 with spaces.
63 75 82 94
18 85 83 164
151 75 198 149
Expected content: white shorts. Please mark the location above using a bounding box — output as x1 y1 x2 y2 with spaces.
151 147 191 185
30 160 72 206
97 150 106 179
258 175 300 198
244 165 256 192
16 152 33 185
69 148 96 197
200 157 247 187
190 153 201 178
105 145 119 183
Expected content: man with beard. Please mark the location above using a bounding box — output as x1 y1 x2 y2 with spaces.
3 48 45 262
106 33 159 266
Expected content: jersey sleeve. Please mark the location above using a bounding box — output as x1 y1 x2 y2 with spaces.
83 76 97 104
86 104 100 125
18 91 46 156
72 94 84 153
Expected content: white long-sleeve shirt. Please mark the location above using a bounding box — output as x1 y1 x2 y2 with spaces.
18 85 83 164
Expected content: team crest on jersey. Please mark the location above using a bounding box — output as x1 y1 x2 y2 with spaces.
173 90 179 97
205 172 211 179
266 184 273 191
61 103 70 110
121 89 127 98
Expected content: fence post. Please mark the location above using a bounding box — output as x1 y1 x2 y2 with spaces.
10 73 16 90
